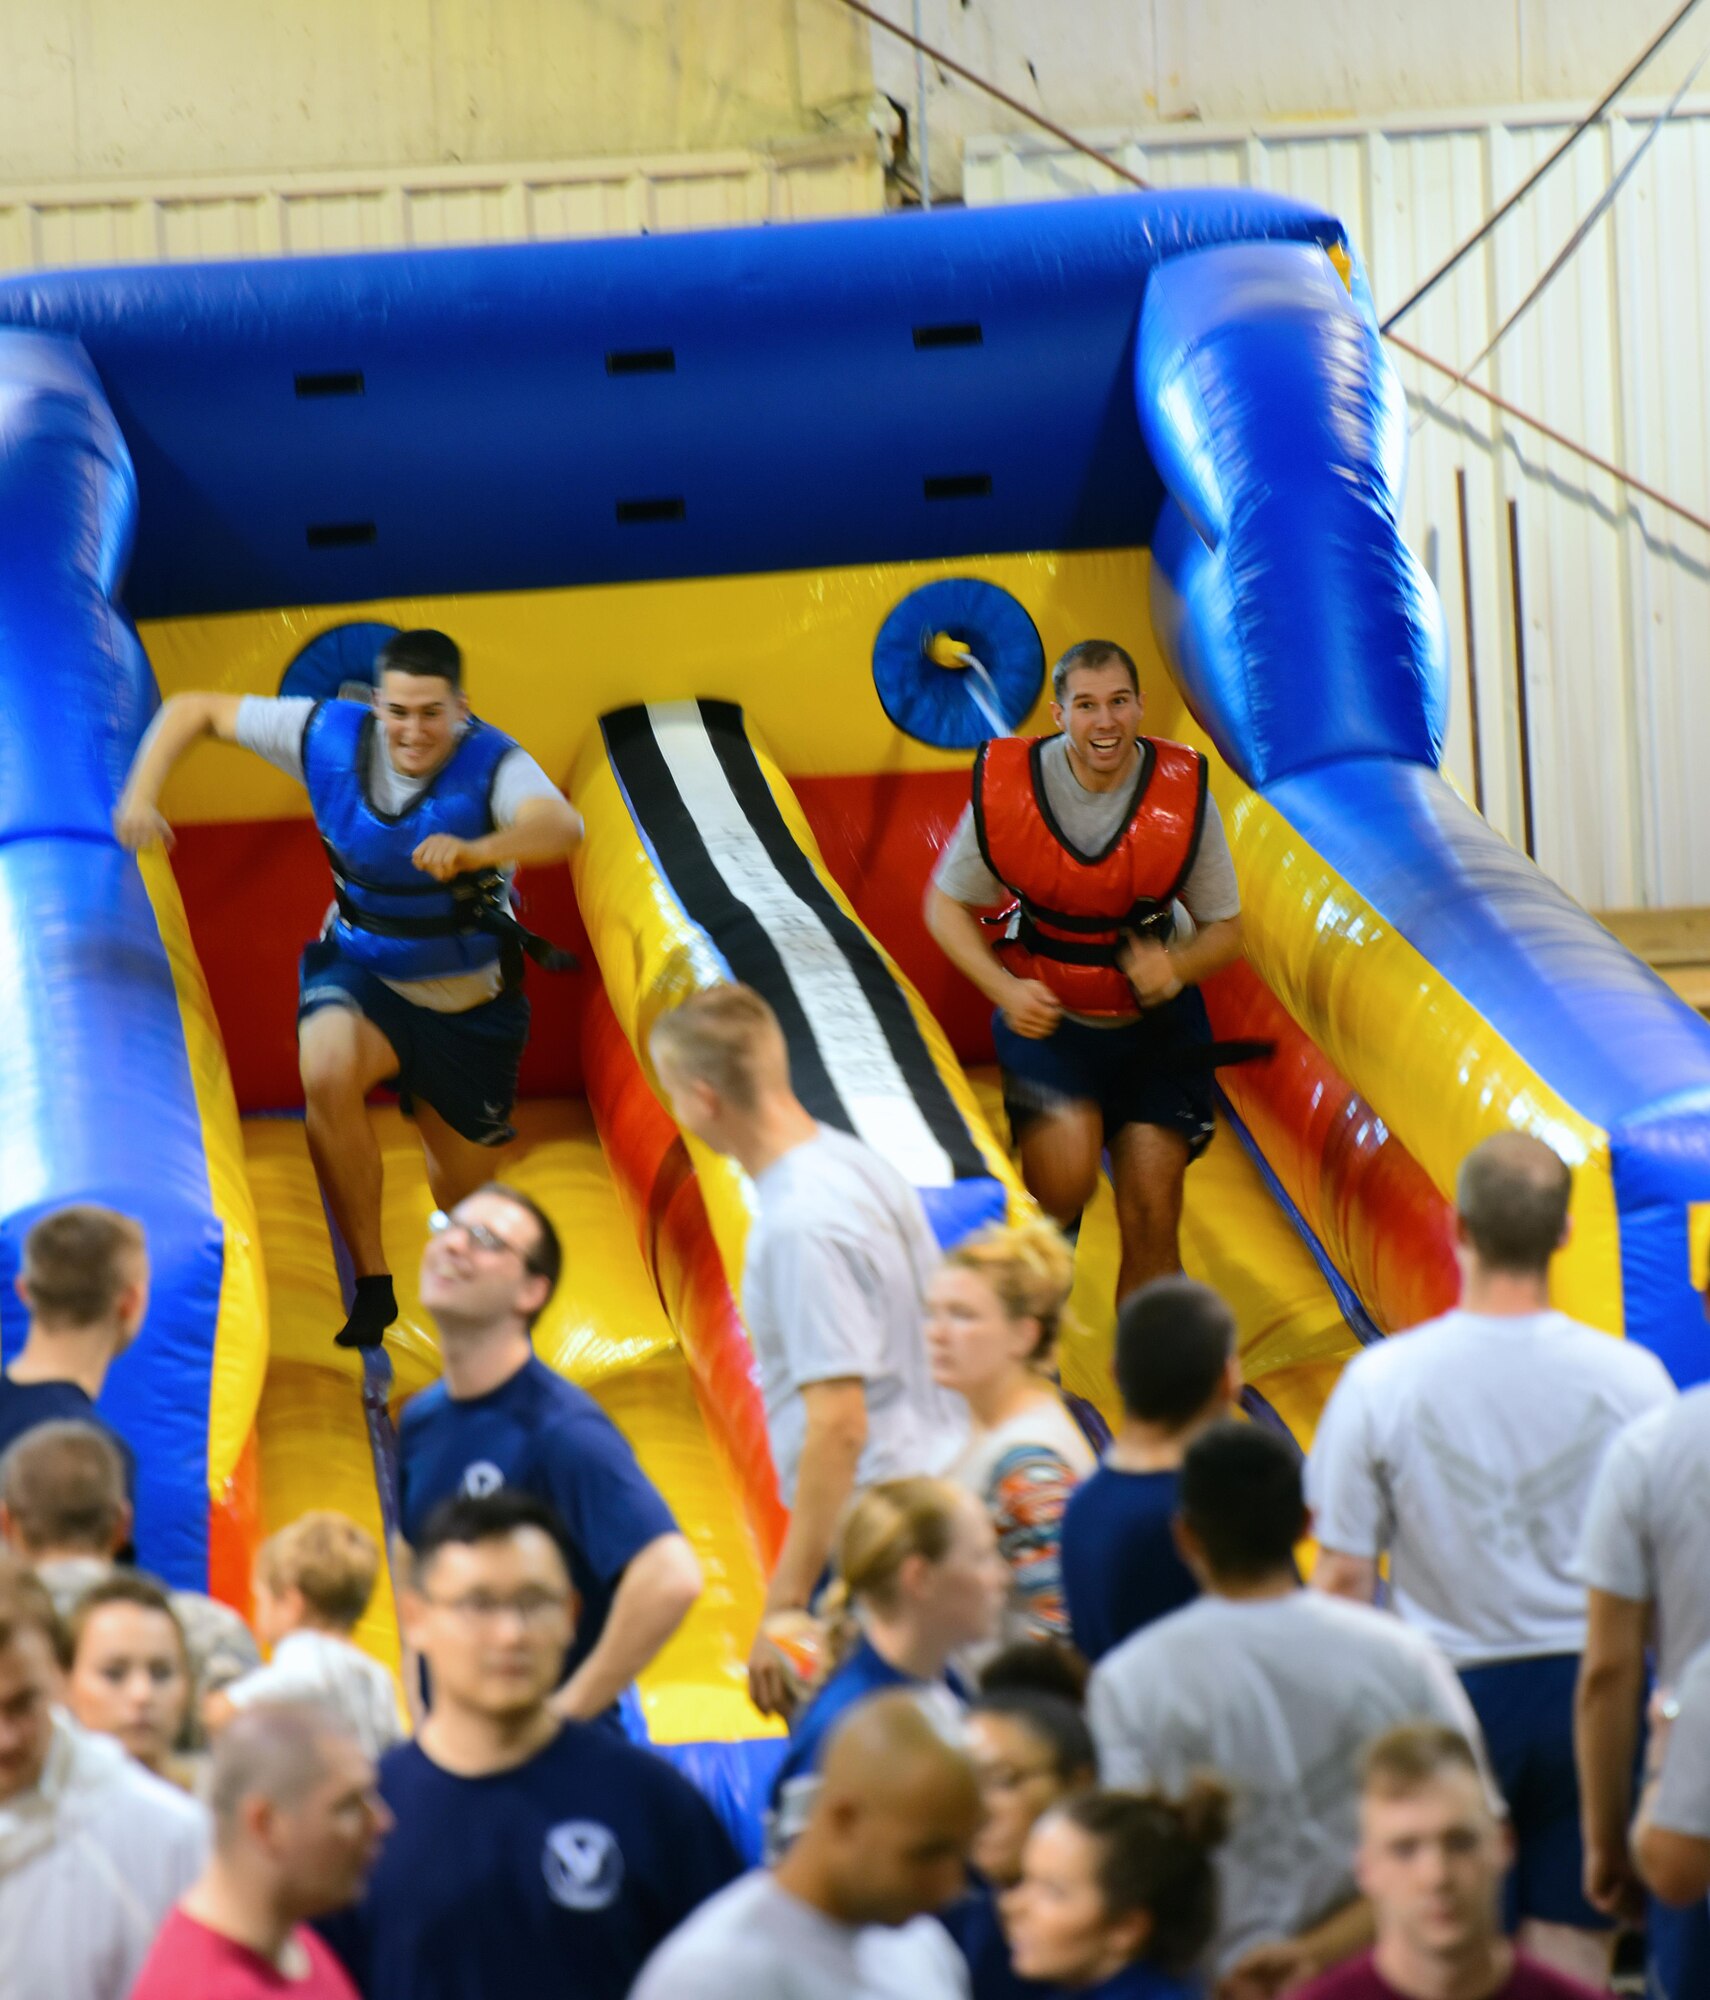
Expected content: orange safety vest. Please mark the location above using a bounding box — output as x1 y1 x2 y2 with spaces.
970 734 1207 1017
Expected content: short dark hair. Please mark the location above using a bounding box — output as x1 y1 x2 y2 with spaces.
65 1570 188 1677
1113 1277 1235 1428
0 1421 127 1555
476 1183 562 1324
978 1638 1089 1706
376 628 462 689
1051 639 1140 704
411 1488 571 1587
21 1205 145 1328
970 1687 1096 1785
1178 1421 1304 1582
1058 1779 1230 1975
1455 1134 1571 1276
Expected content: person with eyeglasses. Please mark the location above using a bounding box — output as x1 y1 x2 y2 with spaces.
396 1183 701 1728
318 1488 740 2000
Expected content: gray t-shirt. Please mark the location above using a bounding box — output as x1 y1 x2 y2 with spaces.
741 1127 967 1505
630 1870 970 2000
931 735 1241 923
1653 1641 1710 1839
1088 1590 1490 1975
1578 1385 1710 1683
235 694 563 1012
1307 1310 1674 1666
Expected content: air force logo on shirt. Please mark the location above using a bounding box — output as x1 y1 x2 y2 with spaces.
542 1819 624 1911
459 1460 506 1499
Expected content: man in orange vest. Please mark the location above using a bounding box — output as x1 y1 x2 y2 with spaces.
925 640 1244 1301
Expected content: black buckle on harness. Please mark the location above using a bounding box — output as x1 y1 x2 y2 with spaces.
1014 898 1175 966
329 863 580 976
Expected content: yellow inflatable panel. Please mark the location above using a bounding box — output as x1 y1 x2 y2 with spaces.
244 1103 769 1736
140 548 1192 824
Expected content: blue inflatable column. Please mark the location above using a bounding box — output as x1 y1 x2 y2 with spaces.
0 331 225 1584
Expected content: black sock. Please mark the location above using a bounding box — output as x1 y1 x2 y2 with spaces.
334 1273 398 1351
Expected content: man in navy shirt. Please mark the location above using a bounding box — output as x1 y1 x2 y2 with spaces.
1060 1275 1238 1662
0 1206 145 1493
397 1183 700 1723
322 1489 740 2000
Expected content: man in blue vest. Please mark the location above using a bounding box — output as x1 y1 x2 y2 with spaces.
115 630 583 1351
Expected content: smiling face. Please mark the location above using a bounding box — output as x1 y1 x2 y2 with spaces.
418 1190 550 1335
67 1600 191 1773
1052 657 1143 788
924 1265 1039 1401
373 670 467 780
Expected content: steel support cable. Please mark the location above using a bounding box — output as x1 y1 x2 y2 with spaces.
1411 41 1710 437
1379 0 1707 331
831 0 1710 537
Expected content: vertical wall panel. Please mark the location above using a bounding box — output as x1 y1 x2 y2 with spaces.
968 103 1710 911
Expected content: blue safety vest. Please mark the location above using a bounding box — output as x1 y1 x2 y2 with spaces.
301 699 516 983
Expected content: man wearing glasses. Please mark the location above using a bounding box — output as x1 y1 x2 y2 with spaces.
319 1489 739 2000
396 1184 702 1727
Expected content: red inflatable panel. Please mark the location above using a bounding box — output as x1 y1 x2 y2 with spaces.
793 770 997 1066
172 819 590 1112
1205 960 1459 1334
582 990 786 1568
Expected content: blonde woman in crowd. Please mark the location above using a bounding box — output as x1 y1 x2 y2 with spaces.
926 1220 1096 1646
64 1571 198 1790
768 1477 1009 1854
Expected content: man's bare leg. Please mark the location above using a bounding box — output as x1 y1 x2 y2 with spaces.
299 1004 402 1348
1108 1121 1191 1302
414 1100 506 1213
1015 1102 1104 1232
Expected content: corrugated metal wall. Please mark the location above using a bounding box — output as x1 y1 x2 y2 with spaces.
0 140 884 272
969 105 1710 912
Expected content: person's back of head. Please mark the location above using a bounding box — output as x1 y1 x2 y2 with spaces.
1113 1277 1237 1434
0 1419 129 1559
1454 1132 1571 1281
209 1701 390 1920
255 1510 381 1643
649 984 792 1123
790 1688 982 1928
977 1637 1089 1706
1176 1421 1304 1590
17 1204 148 1344
1008 1779 1230 1986
0 1554 66 1803
1356 1724 1507 1970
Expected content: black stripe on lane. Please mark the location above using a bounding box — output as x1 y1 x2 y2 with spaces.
601 703 855 1138
696 698 986 1182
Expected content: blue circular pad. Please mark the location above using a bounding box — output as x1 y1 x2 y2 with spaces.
872 579 1044 750
280 620 401 700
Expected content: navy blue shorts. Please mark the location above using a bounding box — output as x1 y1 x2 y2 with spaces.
1459 1653 1608 1932
991 987 1216 1158
1648 1894 1710 2000
297 937 529 1147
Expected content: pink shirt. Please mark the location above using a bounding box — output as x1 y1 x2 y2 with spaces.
130 1908 361 1999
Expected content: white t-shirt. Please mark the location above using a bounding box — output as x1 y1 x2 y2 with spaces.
1577 1385 1710 1684
1652 1640 1710 1839
630 1869 970 2000
222 1629 404 1763
235 694 564 1012
1305 1309 1675 1665
741 1128 967 1504
0 1712 209 2000
1088 1591 1490 1976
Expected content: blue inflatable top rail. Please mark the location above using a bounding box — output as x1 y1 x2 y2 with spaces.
0 192 1344 619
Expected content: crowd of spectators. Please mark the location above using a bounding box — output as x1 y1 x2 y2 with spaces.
1 984 1707 1998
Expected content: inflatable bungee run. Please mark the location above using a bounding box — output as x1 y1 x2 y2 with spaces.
4 188 1710 1839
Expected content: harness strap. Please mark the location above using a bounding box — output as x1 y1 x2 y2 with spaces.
328 855 579 973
